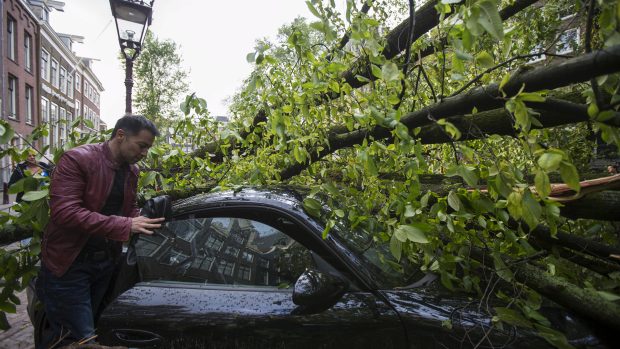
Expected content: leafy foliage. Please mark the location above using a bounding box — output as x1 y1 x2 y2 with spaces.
2 1 620 346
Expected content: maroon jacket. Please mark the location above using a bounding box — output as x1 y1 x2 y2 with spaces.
41 142 140 277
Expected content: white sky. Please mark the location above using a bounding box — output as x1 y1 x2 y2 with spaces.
49 0 325 128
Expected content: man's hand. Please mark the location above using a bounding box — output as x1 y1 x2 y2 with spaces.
131 216 165 235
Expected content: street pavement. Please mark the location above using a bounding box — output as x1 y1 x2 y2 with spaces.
0 289 34 349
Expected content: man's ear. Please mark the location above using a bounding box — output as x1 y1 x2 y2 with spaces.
116 128 126 141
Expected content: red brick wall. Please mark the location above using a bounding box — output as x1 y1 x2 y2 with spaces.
3 0 39 138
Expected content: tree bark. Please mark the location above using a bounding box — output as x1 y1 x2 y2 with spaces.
530 226 620 263
469 246 620 332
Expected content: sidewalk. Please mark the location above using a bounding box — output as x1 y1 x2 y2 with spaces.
1 193 17 213
0 289 34 349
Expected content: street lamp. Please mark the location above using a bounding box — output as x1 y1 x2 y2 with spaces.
109 0 154 114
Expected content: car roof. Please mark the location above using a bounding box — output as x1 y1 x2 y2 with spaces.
171 186 311 216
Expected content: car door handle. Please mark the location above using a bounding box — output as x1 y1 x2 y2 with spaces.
113 329 163 346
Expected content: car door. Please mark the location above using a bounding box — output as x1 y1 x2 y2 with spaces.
97 209 407 348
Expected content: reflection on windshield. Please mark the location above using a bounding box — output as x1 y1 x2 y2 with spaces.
135 217 315 287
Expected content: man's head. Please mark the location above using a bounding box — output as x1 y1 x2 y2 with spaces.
110 115 159 164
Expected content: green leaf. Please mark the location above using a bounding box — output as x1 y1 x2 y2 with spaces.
475 51 495 69
476 0 504 41
395 224 429 244
21 189 49 202
371 64 383 79
559 161 580 192
302 197 322 217
521 190 542 230
519 92 546 102
390 233 402 261
404 205 416 218
381 62 401 82
597 291 620 301
494 307 533 328
534 170 551 198
537 152 563 172
535 324 575 349
0 301 16 313
447 191 462 212
492 251 514 282
0 121 15 144
305 0 322 18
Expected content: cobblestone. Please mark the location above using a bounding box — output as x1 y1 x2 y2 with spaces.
0 289 34 349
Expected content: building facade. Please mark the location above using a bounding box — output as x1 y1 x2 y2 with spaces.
1 0 39 192
1 0 104 201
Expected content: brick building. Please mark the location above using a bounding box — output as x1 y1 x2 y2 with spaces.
1 0 105 201
1 0 39 191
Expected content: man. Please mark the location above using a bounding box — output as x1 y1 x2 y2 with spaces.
37 115 165 348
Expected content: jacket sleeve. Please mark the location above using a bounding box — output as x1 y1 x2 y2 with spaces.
49 151 131 241
8 165 23 187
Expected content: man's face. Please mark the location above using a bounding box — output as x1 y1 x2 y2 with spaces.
117 129 155 164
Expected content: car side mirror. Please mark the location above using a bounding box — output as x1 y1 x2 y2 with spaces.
127 195 172 266
292 268 348 313
141 195 172 219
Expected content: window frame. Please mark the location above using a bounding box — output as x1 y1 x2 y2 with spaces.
7 16 16 61
7 75 18 120
41 49 50 81
25 85 34 124
59 66 67 94
24 32 33 72
51 58 59 87
556 27 580 55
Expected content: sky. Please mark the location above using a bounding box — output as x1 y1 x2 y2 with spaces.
49 0 324 128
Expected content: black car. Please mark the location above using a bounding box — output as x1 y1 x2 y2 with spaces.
28 187 605 348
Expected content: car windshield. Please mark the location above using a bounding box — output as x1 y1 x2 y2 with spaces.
307 198 421 288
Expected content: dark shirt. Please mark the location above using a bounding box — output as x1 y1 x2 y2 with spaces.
82 167 127 253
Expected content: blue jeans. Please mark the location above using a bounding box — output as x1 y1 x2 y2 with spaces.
36 256 115 349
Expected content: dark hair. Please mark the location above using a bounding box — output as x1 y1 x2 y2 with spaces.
111 114 160 139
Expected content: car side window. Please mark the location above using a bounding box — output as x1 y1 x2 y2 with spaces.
135 217 316 287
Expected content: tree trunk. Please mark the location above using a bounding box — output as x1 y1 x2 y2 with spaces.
469 246 620 332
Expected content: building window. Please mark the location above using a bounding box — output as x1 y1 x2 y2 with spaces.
527 43 546 64
25 85 34 124
7 16 16 61
8 76 18 119
51 59 59 87
59 108 66 146
238 266 251 281
67 74 74 98
67 111 73 125
75 100 81 118
60 67 67 94
242 251 254 263
224 246 240 257
217 260 235 277
557 28 580 55
41 49 50 81
75 74 81 92
51 103 58 148
25 33 33 72
206 236 223 251
41 98 50 147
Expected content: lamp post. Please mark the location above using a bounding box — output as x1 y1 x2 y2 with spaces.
109 0 154 114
